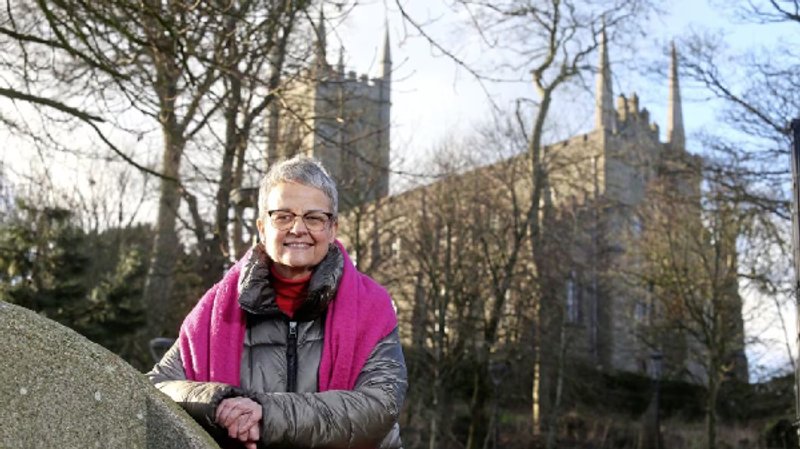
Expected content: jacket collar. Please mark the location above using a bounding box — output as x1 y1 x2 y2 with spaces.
237 243 343 321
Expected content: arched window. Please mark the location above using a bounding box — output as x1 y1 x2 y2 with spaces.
566 272 580 324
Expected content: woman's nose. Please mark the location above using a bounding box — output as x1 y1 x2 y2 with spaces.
288 216 309 234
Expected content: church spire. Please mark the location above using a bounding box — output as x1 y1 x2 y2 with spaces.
595 24 616 132
667 41 685 151
380 21 391 81
337 46 345 75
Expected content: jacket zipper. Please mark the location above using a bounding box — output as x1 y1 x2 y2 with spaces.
287 320 298 392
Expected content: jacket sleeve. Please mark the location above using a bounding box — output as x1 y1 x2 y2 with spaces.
146 341 245 431
254 327 408 448
378 422 404 449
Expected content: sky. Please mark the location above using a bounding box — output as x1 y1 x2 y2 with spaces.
333 0 788 162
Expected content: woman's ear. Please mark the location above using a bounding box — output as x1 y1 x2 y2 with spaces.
256 217 266 242
328 220 339 242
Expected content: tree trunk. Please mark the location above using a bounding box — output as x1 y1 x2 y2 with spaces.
466 367 489 449
529 86 555 437
141 16 186 338
266 94 281 167
143 131 184 338
232 114 250 256
426 267 445 449
532 321 542 437
429 326 441 449
706 373 719 449
545 313 568 449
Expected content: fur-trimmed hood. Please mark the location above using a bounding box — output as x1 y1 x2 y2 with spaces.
237 243 343 321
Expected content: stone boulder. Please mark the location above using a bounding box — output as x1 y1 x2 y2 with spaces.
0 301 219 449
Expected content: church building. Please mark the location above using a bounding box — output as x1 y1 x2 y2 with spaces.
334 29 748 386
257 15 748 387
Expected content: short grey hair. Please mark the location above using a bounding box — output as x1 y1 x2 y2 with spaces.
257 155 339 218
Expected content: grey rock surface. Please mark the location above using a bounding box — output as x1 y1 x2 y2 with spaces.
0 301 219 449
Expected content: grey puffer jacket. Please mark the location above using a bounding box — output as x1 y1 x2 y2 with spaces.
147 244 407 448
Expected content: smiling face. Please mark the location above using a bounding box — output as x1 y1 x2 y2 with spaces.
256 181 338 280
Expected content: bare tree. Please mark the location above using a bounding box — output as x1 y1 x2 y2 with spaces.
626 167 757 449
394 1 655 440
181 0 311 284
346 119 559 448
675 0 800 384
674 0 800 305
1 0 340 339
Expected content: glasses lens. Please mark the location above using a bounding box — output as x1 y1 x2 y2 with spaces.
270 212 296 230
303 213 329 231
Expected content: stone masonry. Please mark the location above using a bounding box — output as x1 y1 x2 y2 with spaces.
0 301 218 449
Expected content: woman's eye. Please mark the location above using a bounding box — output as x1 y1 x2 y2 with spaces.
306 215 324 224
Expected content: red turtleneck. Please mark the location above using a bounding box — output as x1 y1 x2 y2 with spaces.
270 265 311 318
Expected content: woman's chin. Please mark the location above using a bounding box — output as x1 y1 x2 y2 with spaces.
274 261 313 278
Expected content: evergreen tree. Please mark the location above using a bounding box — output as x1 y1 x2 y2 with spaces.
0 199 151 368
0 201 90 324
82 243 149 368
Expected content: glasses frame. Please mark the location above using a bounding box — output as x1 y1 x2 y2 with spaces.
266 210 335 232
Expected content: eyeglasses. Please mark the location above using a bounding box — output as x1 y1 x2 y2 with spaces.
267 210 334 232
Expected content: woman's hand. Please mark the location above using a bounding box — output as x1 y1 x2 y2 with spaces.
215 397 262 448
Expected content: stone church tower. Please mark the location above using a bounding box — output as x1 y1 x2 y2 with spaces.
268 15 392 212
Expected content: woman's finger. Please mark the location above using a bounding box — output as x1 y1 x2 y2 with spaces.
230 411 251 439
238 413 261 440
247 422 260 442
236 413 252 441
215 399 234 424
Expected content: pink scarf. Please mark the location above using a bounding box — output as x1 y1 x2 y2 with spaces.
178 240 398 392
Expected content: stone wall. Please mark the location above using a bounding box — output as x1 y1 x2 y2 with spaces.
0 301 218 449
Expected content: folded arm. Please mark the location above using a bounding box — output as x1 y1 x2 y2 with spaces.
147 342 245 431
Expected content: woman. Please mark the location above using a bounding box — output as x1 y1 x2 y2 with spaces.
148 156 407 449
